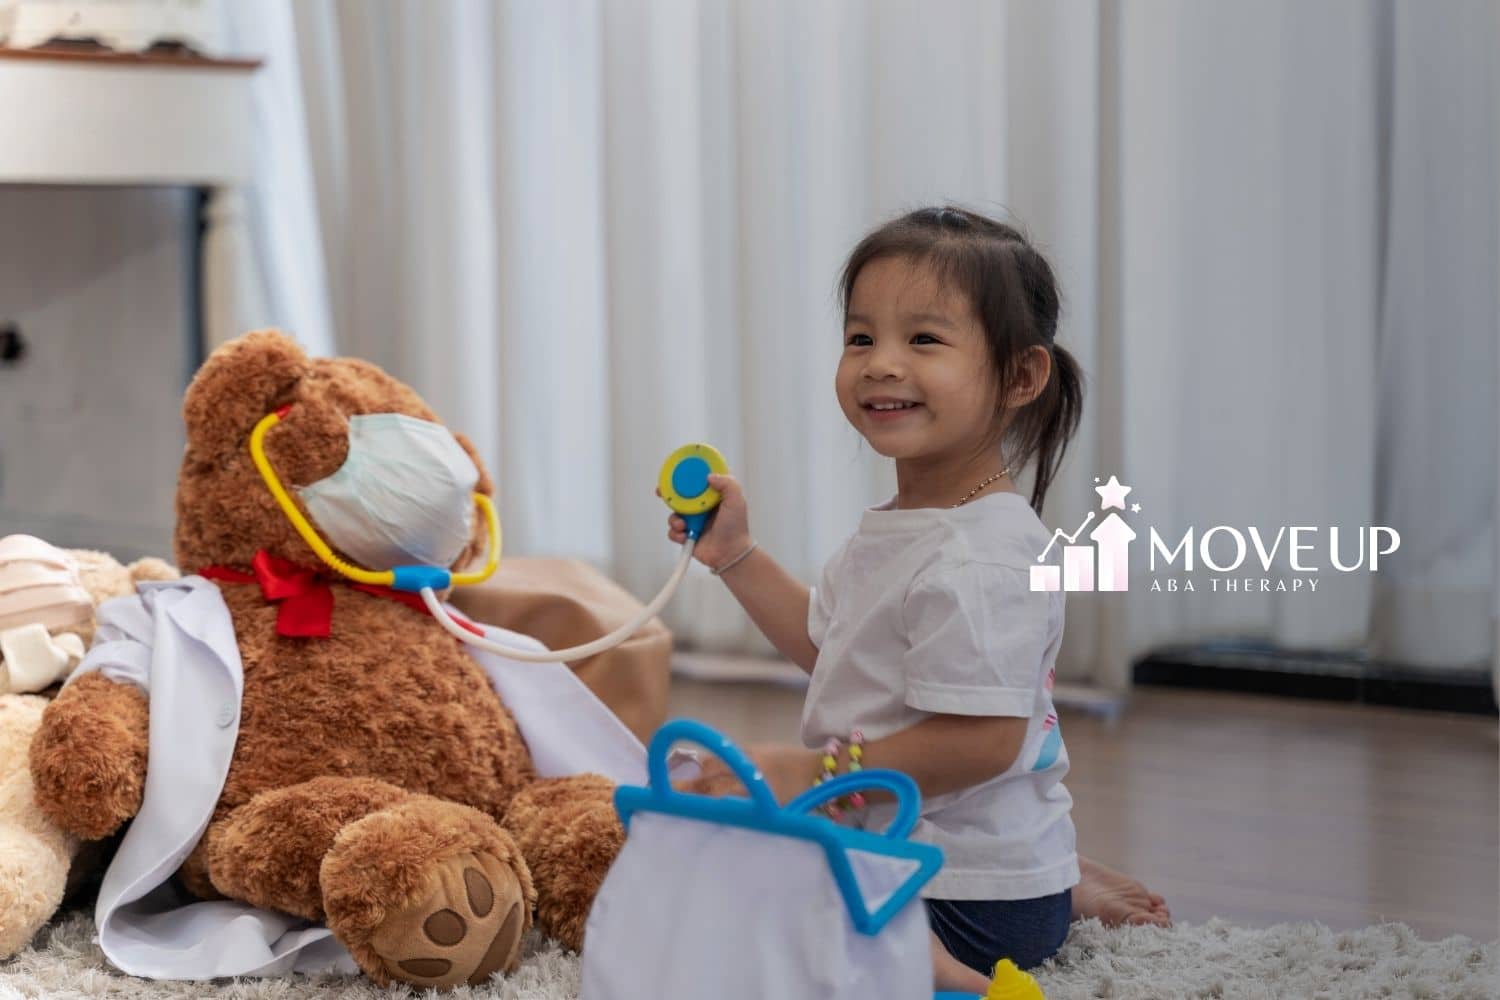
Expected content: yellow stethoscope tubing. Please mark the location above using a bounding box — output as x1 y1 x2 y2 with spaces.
249 407 701 663
449 498 501 586
248 409 500 589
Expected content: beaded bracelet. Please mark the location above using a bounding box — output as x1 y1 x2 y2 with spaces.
816 738 843 819
811 729 868 825
846 729 867 814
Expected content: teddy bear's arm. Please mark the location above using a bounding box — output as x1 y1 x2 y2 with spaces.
30 672 148 839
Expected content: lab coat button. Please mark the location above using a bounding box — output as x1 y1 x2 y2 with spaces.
215 702 236 728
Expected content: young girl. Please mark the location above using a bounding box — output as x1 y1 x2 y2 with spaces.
668 207 1095 992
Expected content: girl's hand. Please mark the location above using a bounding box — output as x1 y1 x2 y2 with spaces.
682 742 819 806
662 473 754 571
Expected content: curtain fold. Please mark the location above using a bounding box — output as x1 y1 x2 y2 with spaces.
1111 0 1385 663
220 0 335 356
233 0 1496 692
1370 0 1498 670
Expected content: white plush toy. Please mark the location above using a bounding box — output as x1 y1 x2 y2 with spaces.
0 535 177 959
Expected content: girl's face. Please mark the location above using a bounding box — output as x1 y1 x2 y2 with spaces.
837 256 1002 464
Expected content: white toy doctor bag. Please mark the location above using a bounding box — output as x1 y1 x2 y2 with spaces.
581 720 944 1000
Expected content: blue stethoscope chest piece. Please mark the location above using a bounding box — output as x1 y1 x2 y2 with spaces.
672 456 712 499
658 443 728 540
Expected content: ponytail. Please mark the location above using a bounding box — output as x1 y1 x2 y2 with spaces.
1027 344 1085 513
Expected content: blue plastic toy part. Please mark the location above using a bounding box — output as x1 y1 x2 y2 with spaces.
390 565 453 592
658 444 728 524
681 511 711 541
614 718 944 937
671 455 712 499
782 769 922 840
932 993 983 999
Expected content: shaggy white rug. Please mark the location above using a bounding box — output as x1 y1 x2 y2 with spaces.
2 913 1494 999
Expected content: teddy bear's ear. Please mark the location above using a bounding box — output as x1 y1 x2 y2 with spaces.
65 548 138 605
127 558 180 584
183 330 309 463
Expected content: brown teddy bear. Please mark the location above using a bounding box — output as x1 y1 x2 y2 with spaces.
0 538 177 959
30 331 629 988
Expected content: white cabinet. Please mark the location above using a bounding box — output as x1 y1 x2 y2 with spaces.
0 187 193 559
0 47 257 186
0 48 258 559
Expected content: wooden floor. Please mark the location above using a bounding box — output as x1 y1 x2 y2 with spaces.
667 674 1499 942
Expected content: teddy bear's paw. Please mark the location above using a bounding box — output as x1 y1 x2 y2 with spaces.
367 849 527 989
320 796 536 989
0 824 70 959
29 673 147 840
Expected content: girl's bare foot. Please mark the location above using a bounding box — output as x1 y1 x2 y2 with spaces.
1072 855 1171 927
931 930 991 993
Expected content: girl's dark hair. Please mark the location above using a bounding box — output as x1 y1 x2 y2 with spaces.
839 206 1084 514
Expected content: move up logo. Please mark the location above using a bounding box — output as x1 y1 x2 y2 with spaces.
1029 476 1401 595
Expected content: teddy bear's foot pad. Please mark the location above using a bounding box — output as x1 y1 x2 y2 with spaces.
369 850 526 988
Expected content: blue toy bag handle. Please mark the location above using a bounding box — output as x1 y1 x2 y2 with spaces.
640 718 780 814
784 770 922 841
614 719 944 935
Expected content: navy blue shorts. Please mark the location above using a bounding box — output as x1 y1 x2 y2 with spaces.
924 889 1072 974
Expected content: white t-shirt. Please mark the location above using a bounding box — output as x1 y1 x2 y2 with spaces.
803 490 1079 901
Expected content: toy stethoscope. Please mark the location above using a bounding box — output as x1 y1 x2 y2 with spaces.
249 407 727 662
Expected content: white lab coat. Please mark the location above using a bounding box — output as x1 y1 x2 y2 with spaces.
67 576 651 981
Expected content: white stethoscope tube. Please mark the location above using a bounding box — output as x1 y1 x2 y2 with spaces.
419 539 698 662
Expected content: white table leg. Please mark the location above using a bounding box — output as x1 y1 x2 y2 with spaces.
201 185 261 353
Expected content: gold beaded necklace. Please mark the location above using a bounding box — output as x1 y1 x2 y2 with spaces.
951 466 1012 508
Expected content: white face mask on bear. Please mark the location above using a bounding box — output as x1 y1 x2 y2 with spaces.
296 414 479 571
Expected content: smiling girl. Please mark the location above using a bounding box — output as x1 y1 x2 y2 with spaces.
668 207 1165 991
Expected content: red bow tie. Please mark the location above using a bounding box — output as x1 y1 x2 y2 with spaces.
201 550 482 639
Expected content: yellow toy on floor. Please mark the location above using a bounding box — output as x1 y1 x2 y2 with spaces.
931 958 1046 1000
984 959 1046 999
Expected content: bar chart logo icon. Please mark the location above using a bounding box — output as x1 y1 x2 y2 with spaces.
1031 475 1139 592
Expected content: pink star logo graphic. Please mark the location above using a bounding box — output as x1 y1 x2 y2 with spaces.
1095 475 1132 511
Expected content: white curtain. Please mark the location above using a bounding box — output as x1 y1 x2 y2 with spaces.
1111 0 1497 676
218 1 336 357
230 0 1497 693
1371 0 1498 671
1112 1 1387 661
